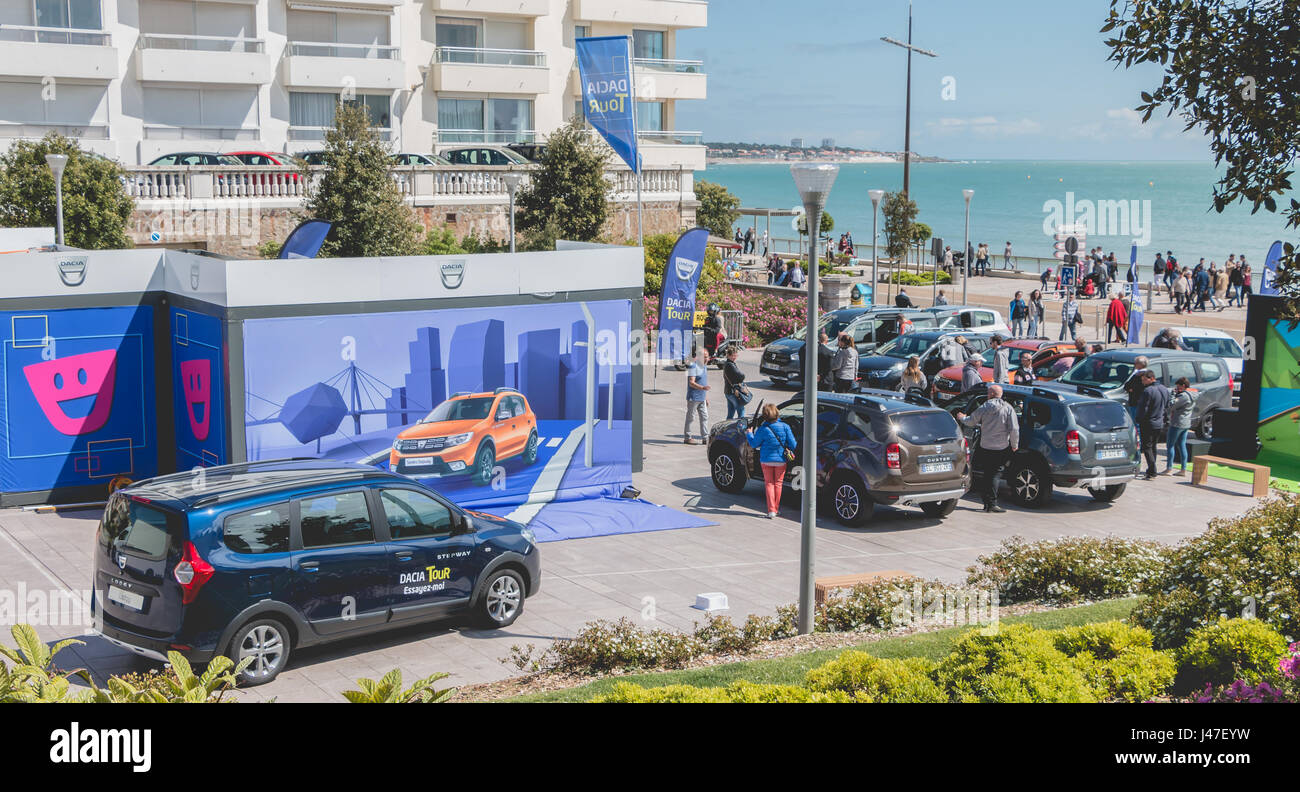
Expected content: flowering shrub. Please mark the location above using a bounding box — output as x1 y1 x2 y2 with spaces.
1187 680 1294 703
965 536 1171 604
1131 496 1300 649
1281 642 1300 681
643 282 812 348
1173 618 1289 691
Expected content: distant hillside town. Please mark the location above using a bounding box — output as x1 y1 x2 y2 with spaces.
706 141 950 165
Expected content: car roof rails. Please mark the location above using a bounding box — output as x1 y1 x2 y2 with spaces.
450 391 473 398
493 387 520 395
1074 385 1106 398
1030 387 1063 401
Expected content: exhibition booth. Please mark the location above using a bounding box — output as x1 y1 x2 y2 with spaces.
0 244 708 540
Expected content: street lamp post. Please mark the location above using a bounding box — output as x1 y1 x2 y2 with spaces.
502 172 525 254
790 163 838 636
869 189 884 306
962 189 974 305
45 154 68 247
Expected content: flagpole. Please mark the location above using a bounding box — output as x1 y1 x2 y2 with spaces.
627 35 643 247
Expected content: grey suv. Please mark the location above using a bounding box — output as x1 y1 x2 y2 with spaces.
858 331 994 390
943 383 1140 507
760 308 937 386
708 390 970 526
1050 348 1232 439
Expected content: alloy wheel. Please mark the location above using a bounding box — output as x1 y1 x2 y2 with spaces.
238 624 284 679
486 575 522 624
712 455 735 486
834 483 859 519
1014 468 1039 501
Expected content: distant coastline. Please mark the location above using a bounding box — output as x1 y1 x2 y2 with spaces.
707 154 952 166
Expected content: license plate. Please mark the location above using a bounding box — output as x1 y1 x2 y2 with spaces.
404 457 434 467
1096 448 1126 460
107 585 144 611
921 461 954 474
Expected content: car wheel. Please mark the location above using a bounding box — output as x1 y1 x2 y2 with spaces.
1196 409 1216 440
830 475 873 527
920 498 958 518
472 442 495 485
522 430 539 465
1007 457 1053 508
228 618 291 687
474 568 525 629
1087 483 1127 503
710 446 748 494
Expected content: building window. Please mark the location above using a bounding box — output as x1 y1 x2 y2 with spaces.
142 86 259 138
574 25 589 41
437 97 533 143
436 16 482 48
34 0 101 29
632 29 664 60
290 92 390 130
636 101 664 132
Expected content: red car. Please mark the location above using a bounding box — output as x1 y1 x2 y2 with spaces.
932 340 1089 401
228 151 301 183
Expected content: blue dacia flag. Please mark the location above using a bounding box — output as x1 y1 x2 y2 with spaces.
1261 240 1284 296
576 36 640 172
657 228 710 363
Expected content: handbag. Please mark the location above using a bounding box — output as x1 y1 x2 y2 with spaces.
736 383 754 405
766 424 796 463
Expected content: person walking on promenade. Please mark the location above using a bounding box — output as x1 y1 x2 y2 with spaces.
1172 267 1189 313
1164 376 1197 476
897 355 927 393
1106 294 1128 343
1153 252 1166 294
1009 291 1028 337
831 333 859 393
1228 258 1244 306
746 403 797 519
1013 351 1036 385
1193 262 1211 312
990 335 1010 384
960 355 984 393
1060 292 1081 341
1241 259 1253 304
684 346 710 444
1212 263 1228 310
1040 266 1053 292
788 260 806 289
722 346 747 420
1004 241 1013 270
743 226 755 255
956 384 1019 513
976 242 990 276
1136 370 1170 480
760 229 769 257
1027 290 1045 338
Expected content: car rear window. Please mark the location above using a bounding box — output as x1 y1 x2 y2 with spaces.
1070 401 1131 432
1060 358 1133 389
885 410 961 444
1184 337 1243 358
99 495 178 561
1197 361 1225 383
224 504 291 554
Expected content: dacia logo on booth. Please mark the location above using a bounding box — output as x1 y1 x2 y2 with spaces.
58 256 88 287
674 256 699 281
440 259 466 289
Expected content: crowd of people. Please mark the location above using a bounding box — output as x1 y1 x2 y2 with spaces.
1153 251 1252 313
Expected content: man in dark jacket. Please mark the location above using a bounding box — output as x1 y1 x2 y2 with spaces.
1135 370 1170 479
895 288 914 308
800 330 835 390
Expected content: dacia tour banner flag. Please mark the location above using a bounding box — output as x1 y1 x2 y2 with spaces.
657 228 710 363
1127 243 1139 283
1261 240 1284 296
576 36 639 172
1128 291 1144 346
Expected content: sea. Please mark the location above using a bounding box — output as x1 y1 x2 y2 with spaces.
704 160 1293 273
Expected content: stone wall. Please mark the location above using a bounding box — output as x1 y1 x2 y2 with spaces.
127 199 698 258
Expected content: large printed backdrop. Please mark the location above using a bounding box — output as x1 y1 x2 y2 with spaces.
0 306 157 493
241 300 635 512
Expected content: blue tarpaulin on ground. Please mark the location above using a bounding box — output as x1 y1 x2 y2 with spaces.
478 496 714 543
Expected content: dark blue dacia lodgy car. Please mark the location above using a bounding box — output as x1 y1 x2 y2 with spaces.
91 459 541 686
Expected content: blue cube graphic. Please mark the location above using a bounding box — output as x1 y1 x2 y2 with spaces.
518 328 561 419
448 319 504 395
403 327 445 415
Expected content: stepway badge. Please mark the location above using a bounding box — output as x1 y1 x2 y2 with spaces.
674 256 700 281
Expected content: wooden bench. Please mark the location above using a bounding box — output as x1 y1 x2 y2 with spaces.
1191 455 1271 498
815 570 913 607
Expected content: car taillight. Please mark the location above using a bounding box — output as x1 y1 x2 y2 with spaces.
886 443 901 470
1066 429 1081 455
174 541 214 605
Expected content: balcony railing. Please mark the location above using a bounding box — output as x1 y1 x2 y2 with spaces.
143 125 260 141
137 33 265 53
0 122 108 139
436 129 537 144
633 57 703 74
289 126 393 141
123 164 691 203
0 24 111 45
434 46 546 67
639 130 704 145
287 41 398 59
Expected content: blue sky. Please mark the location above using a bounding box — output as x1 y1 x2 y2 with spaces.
675 0 1213 161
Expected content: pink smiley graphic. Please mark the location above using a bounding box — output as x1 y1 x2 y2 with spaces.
23 349 118 436
180 358 211 441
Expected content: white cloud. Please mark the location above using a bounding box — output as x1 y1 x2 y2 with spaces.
926 116 1043 138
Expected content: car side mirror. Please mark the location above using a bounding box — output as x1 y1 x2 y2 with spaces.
452 513 474 535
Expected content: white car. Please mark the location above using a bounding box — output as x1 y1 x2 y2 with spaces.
925 305 1012 336
1165 326 1244 400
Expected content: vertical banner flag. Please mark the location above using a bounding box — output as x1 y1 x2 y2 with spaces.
1261 240 1284 296
1128 288 1145 345
657 228 710 363
1127 243 1139 283
576 36 640 172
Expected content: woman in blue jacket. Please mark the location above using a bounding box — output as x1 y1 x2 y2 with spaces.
746 403 797 518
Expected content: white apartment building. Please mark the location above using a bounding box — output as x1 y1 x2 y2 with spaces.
0 0 707 169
